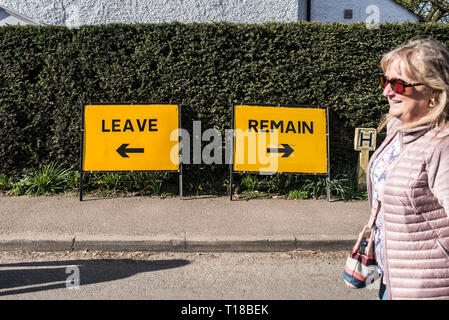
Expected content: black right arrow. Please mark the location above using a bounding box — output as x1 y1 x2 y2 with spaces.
266 144 294 158
116 144 144 158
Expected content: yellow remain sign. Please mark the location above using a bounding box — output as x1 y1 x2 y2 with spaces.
233 105 328 174
82 104 179 172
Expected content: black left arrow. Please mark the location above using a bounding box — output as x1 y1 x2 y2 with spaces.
267 144 294 158
116 144 144 158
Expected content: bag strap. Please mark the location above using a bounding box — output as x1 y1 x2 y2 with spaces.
365 226 377 256
351 200 381 254
367 199 381 230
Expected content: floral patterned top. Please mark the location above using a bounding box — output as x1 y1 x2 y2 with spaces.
370 132 401 283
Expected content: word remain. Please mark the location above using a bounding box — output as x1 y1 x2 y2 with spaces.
248 120 314 134
101 119 158 132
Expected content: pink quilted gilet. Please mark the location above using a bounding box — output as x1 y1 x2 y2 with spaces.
367 117 449 300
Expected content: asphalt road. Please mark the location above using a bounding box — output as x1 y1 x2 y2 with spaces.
0 250 378 300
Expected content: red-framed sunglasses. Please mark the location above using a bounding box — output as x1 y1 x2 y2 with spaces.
379 74 424 94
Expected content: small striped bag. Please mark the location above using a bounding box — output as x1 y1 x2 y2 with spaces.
343 200 381 289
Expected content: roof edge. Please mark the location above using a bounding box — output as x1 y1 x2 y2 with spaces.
0 4 43 25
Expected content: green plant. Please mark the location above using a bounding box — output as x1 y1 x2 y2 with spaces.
265 174 286 193
75 171 177 196
330 166 368 200
239 190 270 200
329 174 351 199
288 189 310 200
10 180 29 196
65 170 79 190
291 165 369 201
99 173 122 191
240 175 258 191
144 172 169 195
148 178 163 195
114 172 150 192
300 177 328 199
0 174 13 191
13 163 71 196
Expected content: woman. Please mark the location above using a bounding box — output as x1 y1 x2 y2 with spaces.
367 38 449 300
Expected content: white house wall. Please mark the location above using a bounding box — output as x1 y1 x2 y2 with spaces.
0 0 418 26
311 0 419 23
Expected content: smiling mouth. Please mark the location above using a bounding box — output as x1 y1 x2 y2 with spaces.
390 99 402 105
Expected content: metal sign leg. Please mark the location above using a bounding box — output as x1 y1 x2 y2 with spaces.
229 165 233 201
79 172 84 201
179 163 183 199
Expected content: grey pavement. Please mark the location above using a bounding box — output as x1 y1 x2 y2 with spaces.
0 195 370 252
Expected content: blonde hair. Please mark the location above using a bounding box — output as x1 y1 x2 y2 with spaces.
378 38 449 132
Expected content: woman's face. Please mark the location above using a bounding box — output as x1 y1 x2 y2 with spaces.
383 59 433 124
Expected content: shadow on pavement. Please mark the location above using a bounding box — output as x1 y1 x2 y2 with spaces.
0 258 190 296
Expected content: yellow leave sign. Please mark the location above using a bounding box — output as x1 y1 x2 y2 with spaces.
82 104 180 172
233 105 328 174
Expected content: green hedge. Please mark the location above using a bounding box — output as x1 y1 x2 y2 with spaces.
1 22 449 179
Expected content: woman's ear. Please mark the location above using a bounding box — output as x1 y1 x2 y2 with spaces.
430 90 440 105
